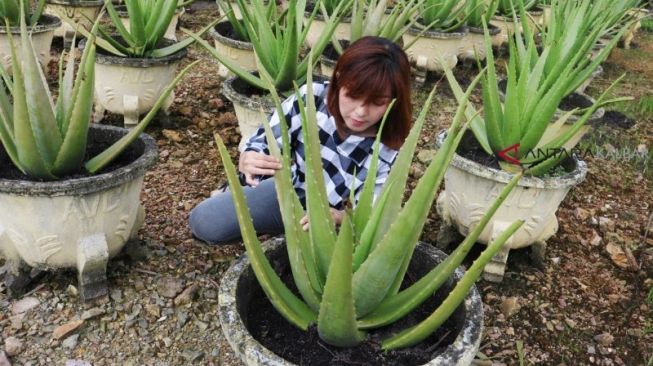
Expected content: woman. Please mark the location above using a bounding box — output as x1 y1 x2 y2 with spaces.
189 36 412 244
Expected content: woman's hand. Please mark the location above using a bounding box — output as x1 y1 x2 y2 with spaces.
300 208 345 231
238 151 282 186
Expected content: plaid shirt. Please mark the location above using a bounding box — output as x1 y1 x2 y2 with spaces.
243 82 398 209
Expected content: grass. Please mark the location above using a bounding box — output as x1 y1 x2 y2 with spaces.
641 18 653 33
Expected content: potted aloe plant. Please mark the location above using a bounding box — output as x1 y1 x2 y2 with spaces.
460 0 502 56
490 0 541 46
401 0 470 83
0 0 61 73
437 21 629 282
0 8 197 300
113 0 192 41
216 61 524 364
44 0 103 46
59 0 216 128
210 0 278 78
186 0 351 149
319 0 424 77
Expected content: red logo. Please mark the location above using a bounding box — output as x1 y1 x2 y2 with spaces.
497 143 521 165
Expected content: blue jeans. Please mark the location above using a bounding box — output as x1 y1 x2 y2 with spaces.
188 178 284 244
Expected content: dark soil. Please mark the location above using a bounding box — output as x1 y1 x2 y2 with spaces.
214 20 249 43
322 40 350 61
590 110 637 129
0 129 141 181
559 91 595 111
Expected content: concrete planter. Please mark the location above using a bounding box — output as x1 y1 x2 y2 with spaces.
402 26 467 84
219 238 483 366
435 131 587 282
45 0 103 46
304 10 352 49
209 20 257 79
459 24 501 61
0 14 61 74
490 7 544 47
0 124 158 301
91 38 186 128
319 53 337 78
222 74 276 150
114 5 184 41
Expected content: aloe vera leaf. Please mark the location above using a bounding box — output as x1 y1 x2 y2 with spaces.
502 42 521 147
259 69 323 307
150 16 219 58
295 70 337 278
105 0 136 45
317 213 367 347
30 0 46 26
52 38 95 176
126 0 146 49
86 60 197 173
381 219 524 350
146 0 178 50
19 12 61 170
481 21 505 154
352 75 480 316
358 172 523 329
215 133 316 329
443 67 492 156
352 181 393 271
9 17 52 178
352 101 394 240
272 6 298 91
144 0 168 36
57 37 77 135
0 86 19 169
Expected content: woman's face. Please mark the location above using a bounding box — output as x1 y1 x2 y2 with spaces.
338 87 391 136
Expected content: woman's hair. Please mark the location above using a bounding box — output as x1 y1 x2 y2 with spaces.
327 36 412 150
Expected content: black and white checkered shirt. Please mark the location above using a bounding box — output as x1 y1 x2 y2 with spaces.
243 82 398 209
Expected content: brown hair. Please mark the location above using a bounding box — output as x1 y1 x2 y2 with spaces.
327 36 412 150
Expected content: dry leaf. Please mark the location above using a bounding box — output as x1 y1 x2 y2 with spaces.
606 243 630 269
163 129 183 142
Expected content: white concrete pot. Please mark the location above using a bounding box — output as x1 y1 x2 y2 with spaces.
304 10 352 49
114 5 184 41
622 8 650 49
402 26 467 84
0 14 60 74
490 7 544 47
222 74 276 150
459 24 501 61
45 0 103 45
91 38 186 128
0 124 158 300
209 20 257 79
435 132 587 282
219 238 483 366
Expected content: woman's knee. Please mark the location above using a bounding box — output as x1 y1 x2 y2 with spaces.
188 196 239 244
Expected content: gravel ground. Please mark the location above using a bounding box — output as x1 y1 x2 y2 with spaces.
1 3 652 365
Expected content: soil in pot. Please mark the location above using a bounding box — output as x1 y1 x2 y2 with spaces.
455 130 577 176
214 20 250 43
588 110 636 129
0 128 143 181
322 39 350 62
245 249 463 365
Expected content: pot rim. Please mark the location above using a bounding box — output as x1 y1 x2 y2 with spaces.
407 24 468 38
209 20 254 51
0 124 158 196
218 237 483 366
0 14 61 34
83 36 187 67
436 130 588 189
45 0 104 6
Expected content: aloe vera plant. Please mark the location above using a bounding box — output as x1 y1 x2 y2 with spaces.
444 20 629 175
417 0 469 31
464 0 500 28
0 0 45 26
496 0 538 16
185 0 352 92
216 0 279 42
327 0 425 55
0 5 197 180
213 57 524 350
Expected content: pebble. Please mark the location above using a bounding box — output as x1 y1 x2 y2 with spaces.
416 149 437 164
157 277 185 299
134 279 146 291
182 350 205 363
62 334 79 350
52 320 84 340
66 285 78 298
163 337 173 347
10 313 25 330
12 297 40 315
145 304 161 318
203 289 217 300
501 297 520 318
110 289 123 302
65 360 92 366
81 307 105 321
174 285 198 306
574 207 590 221
4 337 23 356
598 217 615 231
594 332 614 346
